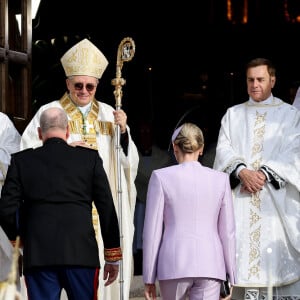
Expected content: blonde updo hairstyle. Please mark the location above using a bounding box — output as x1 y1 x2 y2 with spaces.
173 123 204 154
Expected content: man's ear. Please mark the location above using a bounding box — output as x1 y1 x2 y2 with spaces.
271 76 276 88
38 127 43 140
66 78 72 91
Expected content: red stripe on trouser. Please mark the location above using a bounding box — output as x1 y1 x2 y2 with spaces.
93 268 100 300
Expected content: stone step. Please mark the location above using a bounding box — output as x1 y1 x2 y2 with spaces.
129 275 161 299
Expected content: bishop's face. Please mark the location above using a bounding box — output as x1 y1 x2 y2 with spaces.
66 75 99 107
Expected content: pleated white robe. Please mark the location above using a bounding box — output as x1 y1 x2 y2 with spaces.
213 96 300 297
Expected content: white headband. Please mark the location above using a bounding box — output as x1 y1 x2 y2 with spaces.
171 125 184 142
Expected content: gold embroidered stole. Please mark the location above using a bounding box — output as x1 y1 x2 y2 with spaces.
60 93 113 150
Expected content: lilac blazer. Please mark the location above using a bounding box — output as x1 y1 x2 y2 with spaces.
143 161 236 285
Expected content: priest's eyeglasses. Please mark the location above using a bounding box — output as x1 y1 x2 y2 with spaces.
73 82 96 92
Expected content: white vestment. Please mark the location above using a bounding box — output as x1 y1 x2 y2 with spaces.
293 86 300 110
0 112 21 284
213 96 300 298
0 112 21 195
20 97 139 300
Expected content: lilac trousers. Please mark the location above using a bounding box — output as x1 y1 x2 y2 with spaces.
159 277 221 300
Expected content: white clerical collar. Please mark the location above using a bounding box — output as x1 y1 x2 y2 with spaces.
249 94 274 105
77 102 92 116
68 93 92 116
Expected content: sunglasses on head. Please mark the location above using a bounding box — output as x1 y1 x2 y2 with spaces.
73 82 96 92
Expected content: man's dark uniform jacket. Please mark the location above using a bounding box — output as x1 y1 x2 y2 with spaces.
0 137 122 273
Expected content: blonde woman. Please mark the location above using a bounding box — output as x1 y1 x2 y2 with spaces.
143 123 236 300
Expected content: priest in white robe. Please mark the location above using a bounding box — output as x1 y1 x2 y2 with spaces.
213 58 300 300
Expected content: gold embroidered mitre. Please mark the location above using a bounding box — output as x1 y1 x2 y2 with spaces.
60 38 108 79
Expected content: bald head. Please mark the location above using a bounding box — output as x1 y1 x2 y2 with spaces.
38 107 69 142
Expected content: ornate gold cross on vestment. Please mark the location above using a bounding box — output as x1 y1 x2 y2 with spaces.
82 119 94 134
